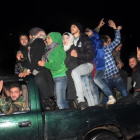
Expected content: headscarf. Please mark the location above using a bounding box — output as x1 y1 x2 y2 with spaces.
28 27 46 45
29 27 45 36
42 32 62 62
62 32 74 52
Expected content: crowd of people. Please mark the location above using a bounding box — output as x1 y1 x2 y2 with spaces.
0 18 140 113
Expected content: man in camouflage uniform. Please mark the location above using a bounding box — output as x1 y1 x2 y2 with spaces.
0 81 26 115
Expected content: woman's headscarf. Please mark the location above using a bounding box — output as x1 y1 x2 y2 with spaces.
29 27 45 36
28 27 46 44
42 32 62 62
62 32 74 51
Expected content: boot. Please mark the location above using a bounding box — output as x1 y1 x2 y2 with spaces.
107 95 116 105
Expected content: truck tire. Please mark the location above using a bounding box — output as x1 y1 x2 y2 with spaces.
84 129 119 140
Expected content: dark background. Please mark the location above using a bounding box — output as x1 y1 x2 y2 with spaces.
0 1 140 75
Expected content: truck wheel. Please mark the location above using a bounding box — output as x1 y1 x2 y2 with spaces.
85 130 119 140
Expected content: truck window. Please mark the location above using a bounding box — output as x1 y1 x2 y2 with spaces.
0 81 30 114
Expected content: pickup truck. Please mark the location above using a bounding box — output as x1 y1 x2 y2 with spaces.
0 75 140 140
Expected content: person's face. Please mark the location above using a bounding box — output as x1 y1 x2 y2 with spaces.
10 87 22 101
29 34 33 40
20 35 28 46
46 35 52 45
70 25 79 35
129 57 137 69
85 30 93 36
115 44 122 51
103 35 111 46
62 35 70 45
106 35 111 45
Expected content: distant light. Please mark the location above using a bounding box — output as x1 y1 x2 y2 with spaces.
10 33 12 36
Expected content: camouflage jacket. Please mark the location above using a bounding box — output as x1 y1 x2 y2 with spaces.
0 96 26 115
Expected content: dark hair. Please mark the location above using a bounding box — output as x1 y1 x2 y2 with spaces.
100 35 108 43
85 28 92 33
72 22 83 33
128 53 137 60
19 33 29 41
63 33 70 36
9 83 22 91
4 83 11 91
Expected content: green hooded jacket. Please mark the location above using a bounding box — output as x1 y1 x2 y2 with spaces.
44 32 67 78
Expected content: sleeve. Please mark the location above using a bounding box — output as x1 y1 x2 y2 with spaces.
94 27 100 33
29 39 46 71
137 61 140 72
44 47 65 71
0 97 15 115
0 97 26 115
114 51 123 65
108 30 121 52
17 46 25 54
77 38 94 62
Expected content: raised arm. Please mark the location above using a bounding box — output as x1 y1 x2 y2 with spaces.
0 80 3 93
108 20 117 29
94 18 105 33
108 20 122 51
137 47 140 60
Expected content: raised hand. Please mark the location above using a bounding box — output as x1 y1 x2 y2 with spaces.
117 61 123 69
16 52 23 60
108 20 116 30
137 47 140 60
98 18 105 28
0 80 3 93
117 26 122 30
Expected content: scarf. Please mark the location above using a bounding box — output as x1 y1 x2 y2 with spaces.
42 42 59 62
62 32 74 52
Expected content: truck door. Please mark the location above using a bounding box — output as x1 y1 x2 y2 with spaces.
0 80 43 140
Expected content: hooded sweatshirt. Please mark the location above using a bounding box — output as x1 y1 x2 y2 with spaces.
43 32 67 78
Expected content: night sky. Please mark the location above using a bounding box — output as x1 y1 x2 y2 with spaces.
0 1 140 75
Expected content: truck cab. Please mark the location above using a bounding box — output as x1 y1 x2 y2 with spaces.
0 75 140 140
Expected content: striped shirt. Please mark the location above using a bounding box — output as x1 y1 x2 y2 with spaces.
104 30 121 79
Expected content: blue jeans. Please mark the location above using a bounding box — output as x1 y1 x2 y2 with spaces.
93 70 112 97
53 76 69 109
82 74 100 106
102 74 128 104
71 63 93 103
89 74 100 105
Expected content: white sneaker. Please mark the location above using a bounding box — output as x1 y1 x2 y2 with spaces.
107 95 116 105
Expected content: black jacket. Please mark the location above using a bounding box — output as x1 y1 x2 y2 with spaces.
132 61 140 91
17 45 29 69
29 38 46 72
74 34 94 66
65 44 77 70
65 44 78 100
